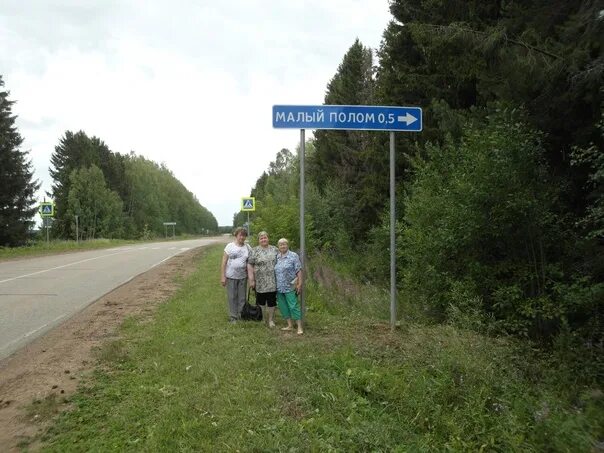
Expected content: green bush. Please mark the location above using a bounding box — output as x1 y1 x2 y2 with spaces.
401 108 584 339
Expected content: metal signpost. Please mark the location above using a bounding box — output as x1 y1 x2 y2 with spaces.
163 222 176 238
39 202 55 244
241 197 255 238
273 104 423 329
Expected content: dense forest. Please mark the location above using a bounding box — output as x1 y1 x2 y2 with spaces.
49 130 218 240
0 78 218 244
238 0 603 359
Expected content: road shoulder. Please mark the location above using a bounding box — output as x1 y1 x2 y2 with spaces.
0 246 207 451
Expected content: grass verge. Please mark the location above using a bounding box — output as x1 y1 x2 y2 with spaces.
35 245 603 451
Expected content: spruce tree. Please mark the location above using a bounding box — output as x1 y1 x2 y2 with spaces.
49 131 104 237
310 39 384 244
0 75 40 246
50 131 130 238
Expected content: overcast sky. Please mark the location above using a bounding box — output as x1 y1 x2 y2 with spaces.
1 0 392 226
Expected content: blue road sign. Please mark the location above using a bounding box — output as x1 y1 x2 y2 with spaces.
273 105 422 132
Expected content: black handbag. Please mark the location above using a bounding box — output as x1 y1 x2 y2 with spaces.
241 288 263 321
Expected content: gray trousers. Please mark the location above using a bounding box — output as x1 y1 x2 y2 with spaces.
226 277 247 321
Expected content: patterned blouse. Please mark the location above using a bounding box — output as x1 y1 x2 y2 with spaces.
275 250 302 294
249 245 278 293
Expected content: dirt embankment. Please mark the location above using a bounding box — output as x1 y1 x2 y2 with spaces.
0 246 208 451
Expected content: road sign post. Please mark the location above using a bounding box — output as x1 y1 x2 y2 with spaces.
390 132 396 329
39 202 54 217
241 197 255 238
299 129 306 315
39 202 55 244
163 222 176 238
273 105 423 330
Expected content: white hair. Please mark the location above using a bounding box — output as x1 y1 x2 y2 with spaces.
277 238 289 245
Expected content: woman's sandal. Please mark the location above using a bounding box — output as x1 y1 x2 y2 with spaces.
280 326 293 331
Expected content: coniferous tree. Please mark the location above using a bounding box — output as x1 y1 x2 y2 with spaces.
312 39 375 191
309 39 385 245
0 75 40 246
49 131 129 238
50 131 103 237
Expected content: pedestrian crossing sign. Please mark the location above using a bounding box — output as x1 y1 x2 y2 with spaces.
40 202 54 217
241 197 255 211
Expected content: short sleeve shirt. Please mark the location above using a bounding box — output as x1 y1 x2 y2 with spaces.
275 250 302 293
249 245 278 293
224 242 250 280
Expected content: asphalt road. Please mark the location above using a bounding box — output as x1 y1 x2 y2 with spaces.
0 238 225 361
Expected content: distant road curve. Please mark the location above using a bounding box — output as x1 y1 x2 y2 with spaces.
0 237 225 361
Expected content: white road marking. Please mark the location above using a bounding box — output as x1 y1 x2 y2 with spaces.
0 249 135 285
150 256 172 269
0 313 67 353
149 246 194 269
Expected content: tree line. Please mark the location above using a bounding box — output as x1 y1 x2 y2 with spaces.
49 131 218 240
0 75 218 245
239 0 603 352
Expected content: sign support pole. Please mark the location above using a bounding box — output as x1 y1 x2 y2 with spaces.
390 131 397 331
247 211 250 238
75 215 79 244
299 128 306 318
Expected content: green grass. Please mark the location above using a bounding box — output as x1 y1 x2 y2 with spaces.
34 245 603 451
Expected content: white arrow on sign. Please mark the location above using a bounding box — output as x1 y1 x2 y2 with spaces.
397 113 418 125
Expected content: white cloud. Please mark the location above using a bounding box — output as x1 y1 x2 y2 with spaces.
1 0 391 225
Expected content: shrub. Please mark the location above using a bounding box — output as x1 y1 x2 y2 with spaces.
401 107 583 340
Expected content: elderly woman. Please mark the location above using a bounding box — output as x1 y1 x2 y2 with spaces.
220 227 252 323
248 231 279 328
274 238 303 334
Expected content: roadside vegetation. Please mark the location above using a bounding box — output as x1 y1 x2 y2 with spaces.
33 246 603 451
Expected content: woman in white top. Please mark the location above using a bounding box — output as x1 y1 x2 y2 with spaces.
220 227 252 323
